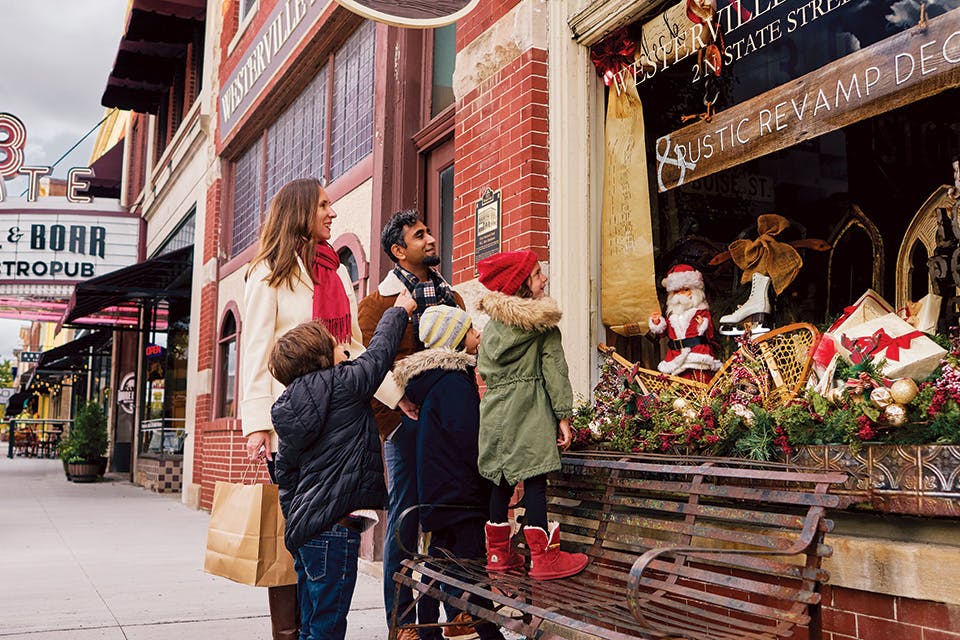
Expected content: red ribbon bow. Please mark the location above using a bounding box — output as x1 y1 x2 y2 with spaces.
860 329 923 362
589 26 639 86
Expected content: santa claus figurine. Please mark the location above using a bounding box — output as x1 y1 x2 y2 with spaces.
649 264 722 382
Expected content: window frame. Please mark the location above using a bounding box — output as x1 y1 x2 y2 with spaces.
224 21 376 271
333 232 369 298
214 305 241 420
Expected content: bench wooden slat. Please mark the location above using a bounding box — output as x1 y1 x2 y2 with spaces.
637 574 811 624
634 594 796 639
549 492 813 531
565 455 848 485
590 547 830 583
642 558 822 604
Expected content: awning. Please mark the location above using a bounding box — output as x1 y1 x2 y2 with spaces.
101 0 205 113
35 331 112 374
60 245 193 328
4 390 33 419
79 140 124 200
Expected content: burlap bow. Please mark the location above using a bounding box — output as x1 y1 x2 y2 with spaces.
711 214 830 294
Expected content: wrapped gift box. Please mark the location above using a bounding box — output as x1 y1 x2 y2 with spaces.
828 289 894 335
901 293 942 334
835 312 946 380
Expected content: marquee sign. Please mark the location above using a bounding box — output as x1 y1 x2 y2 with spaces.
655 12 960 191
0 112 95 204
0 205 141 289
335 0 480 27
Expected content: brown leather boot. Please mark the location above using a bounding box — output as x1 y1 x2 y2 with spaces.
268 584 299 640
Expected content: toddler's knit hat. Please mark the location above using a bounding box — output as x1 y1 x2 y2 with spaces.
477 250 538 295
419 305 472 350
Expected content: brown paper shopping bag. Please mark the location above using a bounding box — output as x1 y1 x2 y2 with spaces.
204 480 297 587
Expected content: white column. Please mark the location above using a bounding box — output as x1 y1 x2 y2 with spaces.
547 0 605 398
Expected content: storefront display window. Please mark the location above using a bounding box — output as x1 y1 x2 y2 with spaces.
140 300 188 458
582 1 960 461
626 1 960 333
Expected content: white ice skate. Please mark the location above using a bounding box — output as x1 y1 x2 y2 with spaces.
719 272 773 336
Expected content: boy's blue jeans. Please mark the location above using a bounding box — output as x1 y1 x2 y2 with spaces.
294 524 361 640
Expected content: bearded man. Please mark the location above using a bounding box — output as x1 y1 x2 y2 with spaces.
648 264 721 382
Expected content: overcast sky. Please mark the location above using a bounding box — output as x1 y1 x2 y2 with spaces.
0 0 128 363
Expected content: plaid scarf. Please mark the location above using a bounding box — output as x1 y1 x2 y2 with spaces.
392 265 458 328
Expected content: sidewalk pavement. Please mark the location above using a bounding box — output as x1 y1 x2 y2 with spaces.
0 457 388 640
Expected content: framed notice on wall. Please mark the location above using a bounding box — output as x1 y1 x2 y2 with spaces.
474 188 501 265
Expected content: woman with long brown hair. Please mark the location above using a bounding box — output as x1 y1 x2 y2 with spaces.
240 177 406 639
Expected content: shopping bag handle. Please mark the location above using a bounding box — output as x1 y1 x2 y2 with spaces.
240 458 265 485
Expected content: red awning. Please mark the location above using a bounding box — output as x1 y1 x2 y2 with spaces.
80 140 124 199
100 0 204 113
132 0 205 20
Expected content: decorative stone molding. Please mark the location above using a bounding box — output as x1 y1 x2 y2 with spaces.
567 0 659 47
789 444 960 517
452 0 548 101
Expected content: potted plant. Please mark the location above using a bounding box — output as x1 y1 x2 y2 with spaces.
59 402 108 483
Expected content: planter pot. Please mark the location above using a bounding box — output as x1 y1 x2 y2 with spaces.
62 459 72 481
67 461 101 483
787 444 960 517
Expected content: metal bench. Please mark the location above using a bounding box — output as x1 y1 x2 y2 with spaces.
391 452 847 640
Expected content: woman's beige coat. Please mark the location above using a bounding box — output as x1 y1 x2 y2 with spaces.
240 257 403 451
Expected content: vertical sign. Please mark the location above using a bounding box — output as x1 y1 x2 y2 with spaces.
474 189 501 264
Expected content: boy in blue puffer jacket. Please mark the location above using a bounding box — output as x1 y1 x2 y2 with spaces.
269 292 415 640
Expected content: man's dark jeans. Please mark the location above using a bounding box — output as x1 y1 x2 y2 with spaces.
383 417 418 626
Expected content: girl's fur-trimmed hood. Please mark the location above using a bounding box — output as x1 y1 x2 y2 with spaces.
478 291 562 333
393 348 476 389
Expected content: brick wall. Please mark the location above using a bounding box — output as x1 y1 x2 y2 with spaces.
820 586 960 640
199 421 271 510
204 178 221 263
452 47 549 283
456 0 522 52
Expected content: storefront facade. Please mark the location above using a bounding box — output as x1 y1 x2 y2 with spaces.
189 0 468 562
558 1 960 636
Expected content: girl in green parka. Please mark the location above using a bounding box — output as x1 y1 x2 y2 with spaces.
475 250 589 581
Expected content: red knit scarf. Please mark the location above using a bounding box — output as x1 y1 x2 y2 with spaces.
312 243 352 343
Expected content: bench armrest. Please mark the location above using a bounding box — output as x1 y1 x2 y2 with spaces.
626 506 827 627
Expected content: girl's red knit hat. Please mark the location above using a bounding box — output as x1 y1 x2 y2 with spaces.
477 250 538 295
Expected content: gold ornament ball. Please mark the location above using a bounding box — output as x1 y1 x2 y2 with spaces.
826 387 846 405
882 403 908 426
890 378 919 405
672 398 689 411
729 403 756 427
870 387 893 409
